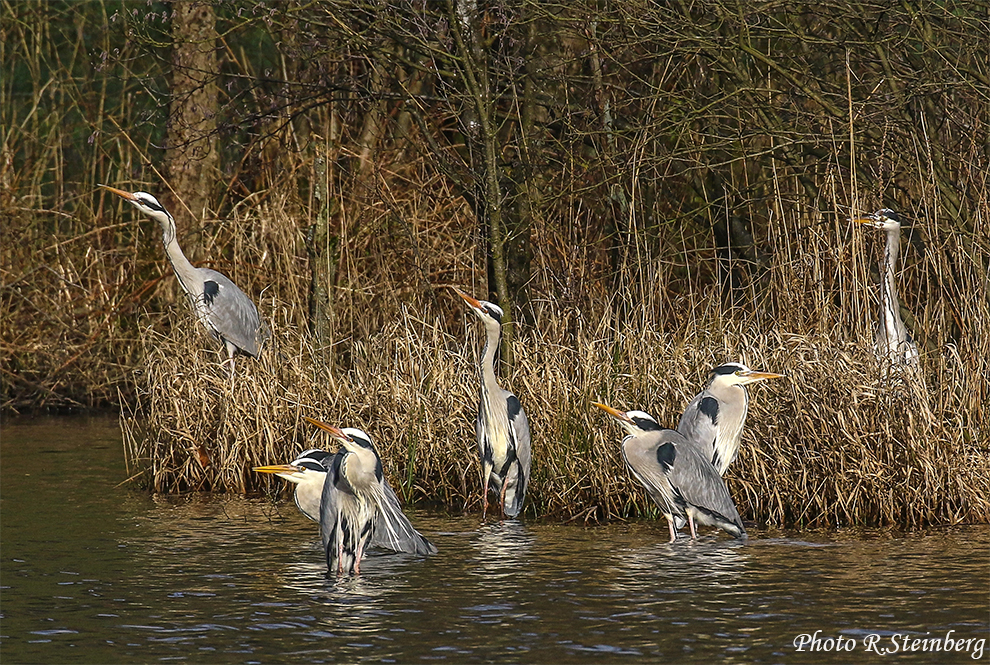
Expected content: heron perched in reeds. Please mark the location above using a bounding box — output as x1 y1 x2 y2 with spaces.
593 402 746 542
454 288 532 520
304 417 436 575
677 362 785 475
99 185 268 378
852 209 920 367
253 449 333 522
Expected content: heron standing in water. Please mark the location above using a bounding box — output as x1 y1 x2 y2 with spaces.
593 402 746 542
852 209 920 367
677 362 784 475
454 288 531 520
99 185 268 379
304 417 436 575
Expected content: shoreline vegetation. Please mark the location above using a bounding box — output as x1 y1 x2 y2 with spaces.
4 2 989 528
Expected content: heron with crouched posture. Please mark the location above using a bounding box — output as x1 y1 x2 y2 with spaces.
852 209 920 368
304 417 436 575
593 402 746 542
99 185 268 379
677 362 784 476
253 449 333 522
455 288 532 520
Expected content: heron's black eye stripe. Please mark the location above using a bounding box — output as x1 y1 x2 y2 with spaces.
298 460 324 472
712 364 743 376
632 416 661 432
137 197 166 213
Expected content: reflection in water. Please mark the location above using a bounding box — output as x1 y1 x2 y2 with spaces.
470 519 535 579
2 417 988 665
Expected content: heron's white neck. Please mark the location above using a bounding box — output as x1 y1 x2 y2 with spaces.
157 213 202 301
881 227 905 347
480 321 502 392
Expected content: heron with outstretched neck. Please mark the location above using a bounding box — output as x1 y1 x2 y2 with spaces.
852 208 920 368
304 417 436 575
99 185 268 379
677 362 785 476
454 288 532 520
593 402 746 542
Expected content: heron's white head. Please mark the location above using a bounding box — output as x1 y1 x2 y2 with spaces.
853 208 901 232
253 448 331 484
709 362 786 387
100 184 175 234
303 417 377 455
592 402 661 436
454 288 504 329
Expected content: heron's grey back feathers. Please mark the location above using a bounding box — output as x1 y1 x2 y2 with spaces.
196 268 267 357
624 428 746 540
678 382 749 476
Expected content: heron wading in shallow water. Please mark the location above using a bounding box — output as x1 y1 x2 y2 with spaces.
304 417 436 575
852 208 920 368
99 185 269 380
677 362 785 475
253 449 333 522
593 402 747 542
455 288 532 520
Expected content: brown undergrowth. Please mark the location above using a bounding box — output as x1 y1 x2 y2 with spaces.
121 278 990 528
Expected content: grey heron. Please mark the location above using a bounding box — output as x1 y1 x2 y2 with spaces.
852 209 920 367
593 402 746 542
304 417 436 575
677 362 784 476
253 448 333 522
99 185 268 378
454 288 532 520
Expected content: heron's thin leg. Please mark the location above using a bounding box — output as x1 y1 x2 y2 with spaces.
688 514 698 540
666 515 677 543
480 462 493 521
499 479 509 517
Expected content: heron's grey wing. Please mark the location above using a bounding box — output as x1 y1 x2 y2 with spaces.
501 395 530 517
667 439 746 539
622 431 681 517
677 392 719 465
371 478 437 555
198 268 266 357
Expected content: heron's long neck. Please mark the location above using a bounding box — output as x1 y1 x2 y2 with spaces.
881 228 904 342
159 217 201 299
481 323 502 392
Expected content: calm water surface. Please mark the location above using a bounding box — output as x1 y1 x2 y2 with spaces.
1 416 987 664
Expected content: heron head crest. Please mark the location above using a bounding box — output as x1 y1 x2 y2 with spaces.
626 410 661 432
340 427 375 450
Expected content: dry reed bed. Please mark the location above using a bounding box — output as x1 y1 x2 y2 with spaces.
122 290 990 528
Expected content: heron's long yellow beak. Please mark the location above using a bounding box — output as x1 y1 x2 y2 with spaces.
252 464 300 475
591 401 634 425
304 416 349 441
98 184 137 202
453 287 483 310
744 370 786 381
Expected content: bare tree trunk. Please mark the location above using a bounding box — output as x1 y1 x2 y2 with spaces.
167 0 219 262
449 0 514 369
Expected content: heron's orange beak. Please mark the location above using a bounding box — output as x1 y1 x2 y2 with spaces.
591 401 634 425
304 416 349 442
252 464 301 475
453 287 483 310
98 184 137 202
743 370 786 382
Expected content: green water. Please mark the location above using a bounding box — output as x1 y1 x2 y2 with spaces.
1 416 987 664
